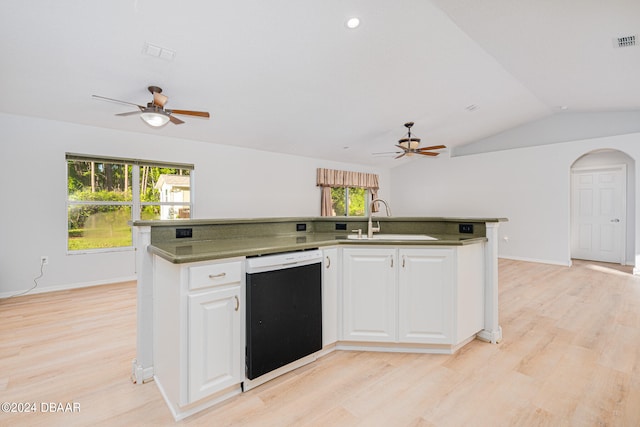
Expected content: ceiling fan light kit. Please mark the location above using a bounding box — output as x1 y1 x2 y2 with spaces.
140 109 170 127
92 85 210 128
398 137 421 151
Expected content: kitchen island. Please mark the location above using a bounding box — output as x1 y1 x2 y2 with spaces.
132 216 505 420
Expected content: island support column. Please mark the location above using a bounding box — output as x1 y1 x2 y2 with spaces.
132 225 154 384
477 221 502 344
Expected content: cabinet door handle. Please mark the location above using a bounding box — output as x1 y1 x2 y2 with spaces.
209 272 226 279
390 256 394 268
234 295 240 311
402 255 406 268
326 256 331 269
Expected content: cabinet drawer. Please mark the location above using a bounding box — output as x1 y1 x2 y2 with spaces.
189 261 242 290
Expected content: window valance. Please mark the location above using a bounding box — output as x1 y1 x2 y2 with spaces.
316 168 379 189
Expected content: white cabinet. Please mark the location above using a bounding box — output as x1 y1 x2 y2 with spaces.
188 286 242 402
398 248 454 344
342 248 396 342
341 245 484 347
322 247 339 347
153 256 244 419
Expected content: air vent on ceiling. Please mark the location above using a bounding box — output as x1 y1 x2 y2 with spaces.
142 42 176 61
614 35 636 48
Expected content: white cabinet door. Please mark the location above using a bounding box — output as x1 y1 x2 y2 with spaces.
342 248 396 342
322 248 339 347
188 286 242 403
398 248 454 344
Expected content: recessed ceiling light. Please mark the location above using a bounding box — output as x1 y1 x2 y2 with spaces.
346 17 360 29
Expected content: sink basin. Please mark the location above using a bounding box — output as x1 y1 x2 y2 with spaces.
347 234 438 241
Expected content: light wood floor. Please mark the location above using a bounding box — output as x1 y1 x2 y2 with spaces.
2 259 640 426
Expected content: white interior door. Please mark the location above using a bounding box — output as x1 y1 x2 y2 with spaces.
571 165 626 264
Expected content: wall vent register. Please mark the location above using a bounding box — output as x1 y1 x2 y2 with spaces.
615 35 636 48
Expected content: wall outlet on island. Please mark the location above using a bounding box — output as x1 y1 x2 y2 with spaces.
459 223 474 234
41 256 49 265
176 228 193 239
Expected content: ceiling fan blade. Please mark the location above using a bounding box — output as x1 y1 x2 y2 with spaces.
92 95 145 109
415 151 440 156
168 109 210 118
372 151 402 156
168 115 185 125
417 145 447 151
394 144 409 151
394 152 406 159
115 110 143 116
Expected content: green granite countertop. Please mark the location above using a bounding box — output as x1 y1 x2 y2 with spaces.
133 216 507 227
135 216 506 263
147 233 488 264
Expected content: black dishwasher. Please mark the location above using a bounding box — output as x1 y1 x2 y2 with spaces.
245 249 323 380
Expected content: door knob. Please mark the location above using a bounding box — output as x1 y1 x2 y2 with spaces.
611 219 620 223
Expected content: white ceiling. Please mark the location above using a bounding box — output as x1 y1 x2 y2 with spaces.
1 1 638 167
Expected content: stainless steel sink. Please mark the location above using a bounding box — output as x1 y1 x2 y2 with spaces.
346 234 438 241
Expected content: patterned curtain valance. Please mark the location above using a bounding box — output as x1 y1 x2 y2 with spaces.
316 168 379 190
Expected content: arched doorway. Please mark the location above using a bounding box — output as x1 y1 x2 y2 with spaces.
570 149 635 264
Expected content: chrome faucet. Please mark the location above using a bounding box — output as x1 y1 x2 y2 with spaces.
368 198 392 238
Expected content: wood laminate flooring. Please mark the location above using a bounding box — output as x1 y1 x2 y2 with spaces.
1 259 640 426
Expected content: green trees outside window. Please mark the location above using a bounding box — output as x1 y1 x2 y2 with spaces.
330 187 368 216
67 156 192 251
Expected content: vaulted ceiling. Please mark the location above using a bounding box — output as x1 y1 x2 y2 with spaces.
1 1 638 167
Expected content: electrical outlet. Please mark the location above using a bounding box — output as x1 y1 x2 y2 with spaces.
175 228 193 239
459 223 474 234
41 256 49 265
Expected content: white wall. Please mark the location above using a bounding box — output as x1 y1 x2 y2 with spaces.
5 111 637 297
390 132 640 267
0 113 389 296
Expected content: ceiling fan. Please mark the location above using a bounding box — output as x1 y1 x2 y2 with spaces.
92 86 210 127
374 122 446 159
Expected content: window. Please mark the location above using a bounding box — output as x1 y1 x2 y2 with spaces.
316 168 379 217
66 154 194 252
330 187 368 216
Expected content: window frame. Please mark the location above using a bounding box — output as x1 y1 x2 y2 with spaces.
331 187 370 217
66 153 194 254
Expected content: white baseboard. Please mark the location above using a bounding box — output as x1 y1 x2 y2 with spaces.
498 255 572 267
0 275 137 299
500 255 637 272
131 359 154 385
